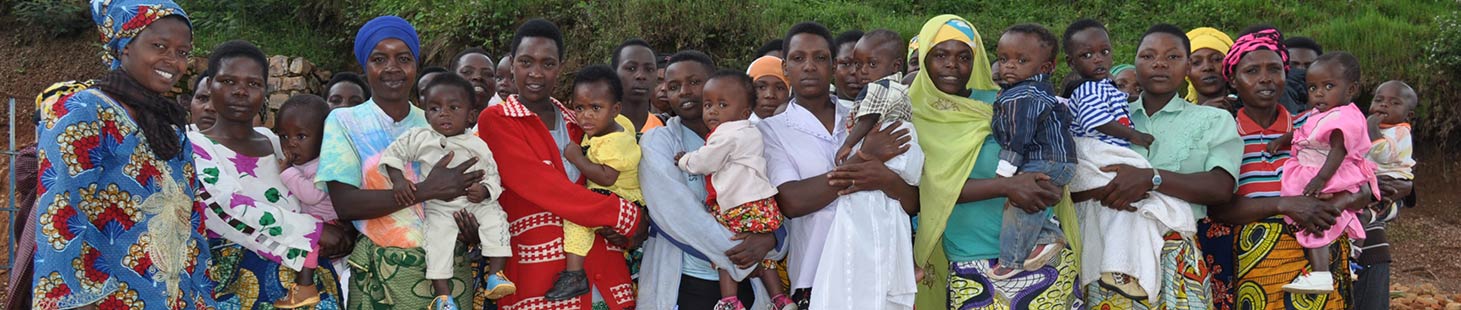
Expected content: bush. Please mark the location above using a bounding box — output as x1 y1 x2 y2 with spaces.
1423 11 1461 150
12 0 89 38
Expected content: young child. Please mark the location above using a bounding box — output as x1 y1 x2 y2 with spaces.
546 65 645 301
676 70 794 310
493 56 515 106
1061 19 1192 300
988 24 1075 279
379 73 515 308
1356 80 1416 304
835 29 911 164
1274 52 1378 293
273 94 337 308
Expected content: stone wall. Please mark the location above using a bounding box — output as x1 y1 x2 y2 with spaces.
177 55 332 128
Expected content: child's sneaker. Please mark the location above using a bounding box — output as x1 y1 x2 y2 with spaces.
771 294 798 310
987 266 1021 281
712 296 746 310
1022 241 1063 270
544 270 589 301
429 295 458 310
272 283 321 309
1282 271 1335 294
1099 272 1147 299
484 271 517 299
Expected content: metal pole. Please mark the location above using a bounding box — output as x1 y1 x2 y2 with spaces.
7 97 16 270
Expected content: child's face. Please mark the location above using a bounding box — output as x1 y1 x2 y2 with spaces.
753 76 789 119
1188 48 1227 97
616 45 659 105
1067 28 1113 80
701 78 753 130
1135 33 1190 97
326 82 367 109
424 86 474 136
278 113 323 166
570 81 622 137
995 32 1054 86
455 53 497 105
190 76 215 130
1230 49 1285 110
853 39 904 85
1112 70 1141 102
495 57 515 99
1370 82 1416 125
1305 60 1357 112
834 42 864 100
924 41 972 95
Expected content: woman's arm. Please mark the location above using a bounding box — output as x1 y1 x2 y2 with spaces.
1097 165 1236 210
330 153 484 220
958 173 1061 211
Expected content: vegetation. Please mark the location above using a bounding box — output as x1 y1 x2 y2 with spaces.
109 0 1461 148
11 0 89 37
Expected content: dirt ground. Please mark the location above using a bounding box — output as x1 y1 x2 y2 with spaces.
0 15 1459 308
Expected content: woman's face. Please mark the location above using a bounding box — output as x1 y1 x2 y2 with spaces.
364 39 418 105
784 33 834 100
209 57 267 124
455 53 496 105
834 42 864 100
753 76 789 118
1135 33 1190 97
513 37 562 104
120 16 192 94
925 40 974 96
665 61 709 122
616 45 658 105
653 67 673 114
1188 48 1227 97
1230 50 1285 110
326 82 366 109
190 76 215 130
1112 70 1141 102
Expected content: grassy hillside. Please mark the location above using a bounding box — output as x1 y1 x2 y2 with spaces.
169 0 1461 148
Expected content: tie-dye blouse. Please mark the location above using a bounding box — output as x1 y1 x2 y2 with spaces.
315 99 428 248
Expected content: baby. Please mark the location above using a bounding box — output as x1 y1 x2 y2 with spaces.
379 73 515 308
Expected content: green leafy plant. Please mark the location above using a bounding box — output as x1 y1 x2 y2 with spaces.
12 0 90 38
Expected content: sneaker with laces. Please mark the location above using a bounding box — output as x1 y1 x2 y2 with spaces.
1282 271 1335 294
712 296 746 310
484 271 516 299
1099 272 1148 299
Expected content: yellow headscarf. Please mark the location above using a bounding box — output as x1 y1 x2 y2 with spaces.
1184 27 1234 103
911 16 1079 309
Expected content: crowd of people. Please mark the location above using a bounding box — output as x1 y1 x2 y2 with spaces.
7 0 1422 309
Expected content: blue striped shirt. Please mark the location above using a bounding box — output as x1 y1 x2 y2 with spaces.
1068 79 1134 146
992 74 1077 169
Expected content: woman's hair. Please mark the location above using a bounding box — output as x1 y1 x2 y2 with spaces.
573 64 624 103
611 38 652 68
207 40 269 83
1285 36 1324 55
783 22 835 56
667 50 716 74
276 94 330 132
1314 52 1361 83
834 30 865 50
325 72 371 99
422 73 478 108
1003 23 1060 62
757 39 784 57
511 18 564 59
450 47 493 71
1140 23 1191 54
708 69 757 108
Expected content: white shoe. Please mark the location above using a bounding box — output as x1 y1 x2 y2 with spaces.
1282 271 1335 294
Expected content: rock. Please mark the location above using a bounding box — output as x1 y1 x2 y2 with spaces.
267 77 283 93
268 55 288 77
314 69 332 82
268 93 290 109
1445 303 1461 310
281 76 306 91
289 57 314 75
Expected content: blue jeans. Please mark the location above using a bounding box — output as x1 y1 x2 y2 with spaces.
998 160 1075 269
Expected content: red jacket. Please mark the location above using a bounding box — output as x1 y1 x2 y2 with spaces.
479 95 643 310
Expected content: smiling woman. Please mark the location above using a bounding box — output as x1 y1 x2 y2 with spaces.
30 0 218 308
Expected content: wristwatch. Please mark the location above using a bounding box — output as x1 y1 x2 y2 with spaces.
1150 168 1163 191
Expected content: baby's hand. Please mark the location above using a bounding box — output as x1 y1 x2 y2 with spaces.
673 152 685 165
466 183 488 203
393 180 417 207
835 145 854 165
1303 178 1326 197
1131 133 1156 147
1266 138 1285 155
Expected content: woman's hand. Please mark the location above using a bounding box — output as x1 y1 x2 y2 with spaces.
318 221 357 259
415 152 485 201
1378 176 1413 202
827 159 903 195
725 233 776 268
857 124 912 163
597 229 633 249
1278 195 1341 234
454 209 481 246
1097 164 1154 210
